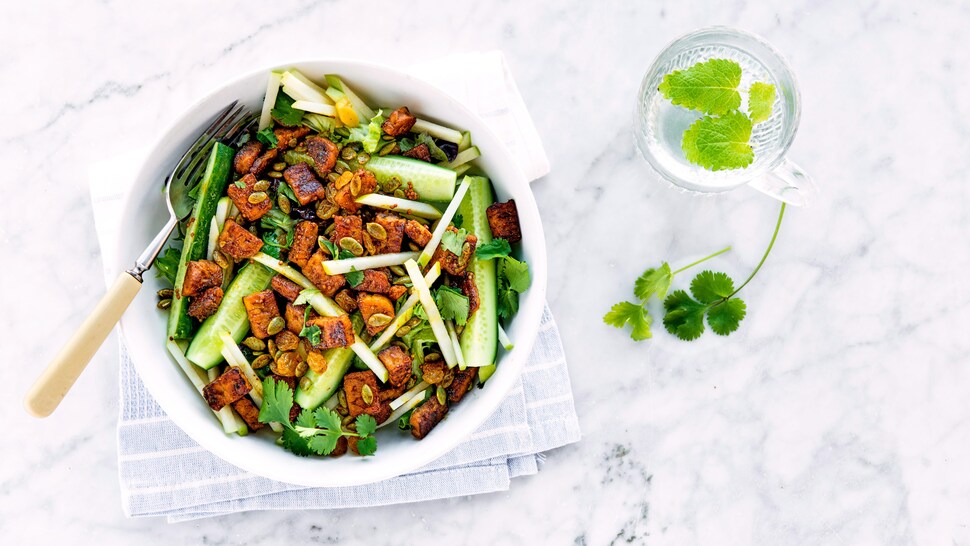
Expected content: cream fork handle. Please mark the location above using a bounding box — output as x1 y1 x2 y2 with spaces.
24 272 142 417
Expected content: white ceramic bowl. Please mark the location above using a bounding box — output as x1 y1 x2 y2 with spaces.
116 60 547 487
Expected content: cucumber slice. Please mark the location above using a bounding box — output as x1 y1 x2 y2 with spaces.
295 347 356 410
365 155 457 202
167 142 234 339
457 176 498 378
185 263 274 369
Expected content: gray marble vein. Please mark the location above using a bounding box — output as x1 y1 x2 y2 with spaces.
2 0 969 544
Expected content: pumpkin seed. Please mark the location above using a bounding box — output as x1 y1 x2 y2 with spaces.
357 153 370 165
295 145 307 153
334 163 347 175
383 176 402 192
334 171 353 189
157 298 172 310
295 361 309 377
366 222 387 241
272 162 286 171
406 317 423 329
349 174 362 197
278 194 291 214
367 313 393 329
267 316 285 336
339 237 364 256
361 384 374 405
252 354 273 369
324 222 337 236
248 191 268 204
327 172 341 184
341 414 355 426
267 339 278 358
392 276 411 286
243 337 266 351
340 147 357 161
408 242 420 251
268 170 283 179
338 390 348 410
389 265 406 276
213 249 230 268
378 142 397 156
425 352 442 363
393 189 405 198
436 386 447 406
441 371 455 388
318 236 334 255
395 324 412 337
253 179 270 192
157 288 174 298
382 134 394 141
299 376 313 391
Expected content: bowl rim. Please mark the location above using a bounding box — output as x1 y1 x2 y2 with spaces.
115 57 548 487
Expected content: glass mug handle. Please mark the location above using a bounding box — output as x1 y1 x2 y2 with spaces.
747 158 817 207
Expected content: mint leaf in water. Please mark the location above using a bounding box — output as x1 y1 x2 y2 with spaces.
658 58 742 116
681 111 754 171
748 82 776 124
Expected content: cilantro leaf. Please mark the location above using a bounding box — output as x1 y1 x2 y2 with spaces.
634 263 672 301
355 436 377 456
452 213 464 229
681 111 754 171
658 58 742 115
154 246 181 285
259 377 295 424
476 238 511 260
501 257 531 293
689 270 735 304
308 432 341 456
662 290 707 341
345 267 364 287
440 228 469 255
298 306 322 345
355 414 377 437
319 238 338 258
271 93 303 127
313 407 343 432
435 285 470 326
295 408 316 429
256 127 279 148
497 282 519 320
707 298 747 335
294 288 320 306
603 301 652 341
748 82 776 124
281 426 314 456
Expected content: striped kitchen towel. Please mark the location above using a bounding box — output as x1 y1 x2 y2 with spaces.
88 51 579 521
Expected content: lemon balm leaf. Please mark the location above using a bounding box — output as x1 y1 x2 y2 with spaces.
748 82 776 124
682 111 754 171
658 58 742 115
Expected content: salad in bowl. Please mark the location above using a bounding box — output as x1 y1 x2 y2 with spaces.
143 66 538 467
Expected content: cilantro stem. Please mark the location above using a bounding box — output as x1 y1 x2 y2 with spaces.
729 203 786 298
672 246 732 275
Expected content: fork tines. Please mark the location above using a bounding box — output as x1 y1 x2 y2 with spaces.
172 101 254 186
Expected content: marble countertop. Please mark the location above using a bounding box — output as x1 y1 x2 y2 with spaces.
3 1 968 544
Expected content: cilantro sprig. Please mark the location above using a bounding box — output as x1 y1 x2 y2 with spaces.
658 58 776 171
605 203 785 341
259 377 377 456
319 239 364 286
474 238 530 319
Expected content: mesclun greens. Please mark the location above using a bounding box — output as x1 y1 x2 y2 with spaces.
605 203 785 341
258 378 377 456
658 58 776 171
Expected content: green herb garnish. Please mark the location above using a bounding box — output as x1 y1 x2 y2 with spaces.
298 306 321 346
259 378 377 456
434 285 470 326
440 228 469 255
604 203 785 341
658 58 776 171
154 247 181 285
270 93 303 127
256 127 278 149
475 238 511 260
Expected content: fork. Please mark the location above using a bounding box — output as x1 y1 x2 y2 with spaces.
24 102 255 418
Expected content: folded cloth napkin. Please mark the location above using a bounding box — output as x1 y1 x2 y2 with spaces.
88 51 579 522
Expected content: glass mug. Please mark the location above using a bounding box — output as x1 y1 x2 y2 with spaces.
635 27 816 206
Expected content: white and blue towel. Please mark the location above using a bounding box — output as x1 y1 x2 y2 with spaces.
89 51 579 522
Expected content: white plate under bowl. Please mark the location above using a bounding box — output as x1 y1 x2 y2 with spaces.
116 59 548 487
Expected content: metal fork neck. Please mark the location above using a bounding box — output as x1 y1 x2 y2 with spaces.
127 214 178 282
